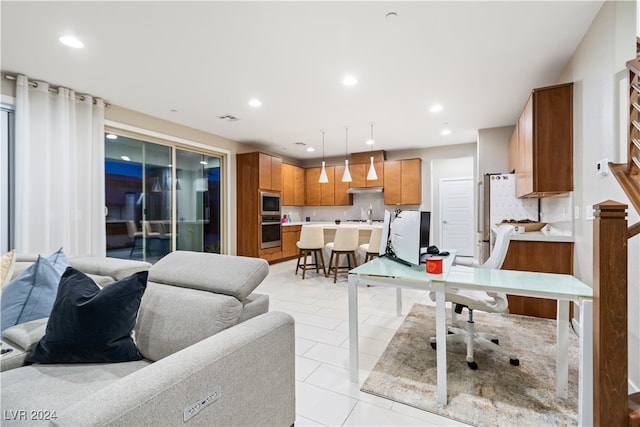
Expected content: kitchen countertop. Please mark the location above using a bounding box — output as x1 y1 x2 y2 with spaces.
282 221 383 229
509 231 574 242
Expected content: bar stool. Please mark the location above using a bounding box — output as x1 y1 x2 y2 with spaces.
325 226 359 283
295 225 326 279
359 227 383 263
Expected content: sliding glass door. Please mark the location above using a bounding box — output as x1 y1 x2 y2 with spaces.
175 150 222 253
105 133 223 262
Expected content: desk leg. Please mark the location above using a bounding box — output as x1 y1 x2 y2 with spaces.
556 299 569 398
434 282 447 406
348 275 360 383
578 299 593 426
396 288 402 316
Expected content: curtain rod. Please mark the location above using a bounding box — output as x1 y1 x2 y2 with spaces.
3 73 110 107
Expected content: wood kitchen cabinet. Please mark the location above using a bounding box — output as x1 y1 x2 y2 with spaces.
258 152 282 192
281 225 302 259
349 151 385 188
502 240 574 319
383 158 422 205
305 166 353 206
334 165 353 206
508 83 573 198
282 163 305 206
236 152 283 260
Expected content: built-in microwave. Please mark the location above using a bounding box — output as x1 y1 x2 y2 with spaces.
260 191 281 216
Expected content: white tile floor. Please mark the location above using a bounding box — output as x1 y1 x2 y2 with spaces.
254 259 471 427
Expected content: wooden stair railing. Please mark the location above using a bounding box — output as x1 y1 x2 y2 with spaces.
610 57 640 238
593 201 640 426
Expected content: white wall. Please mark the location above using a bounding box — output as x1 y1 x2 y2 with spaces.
557 0 639 390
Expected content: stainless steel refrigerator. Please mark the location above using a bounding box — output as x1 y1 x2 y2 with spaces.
479 173 539 263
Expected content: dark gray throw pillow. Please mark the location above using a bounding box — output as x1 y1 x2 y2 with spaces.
26 267 148 364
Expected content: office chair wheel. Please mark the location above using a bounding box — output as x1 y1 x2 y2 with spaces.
510 358 520 366
491 338 499 345
467 361 478 370
430 342 437 350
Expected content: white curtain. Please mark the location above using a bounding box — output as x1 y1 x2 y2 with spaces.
14 75 106 256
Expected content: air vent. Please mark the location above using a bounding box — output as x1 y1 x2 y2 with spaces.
217 114 239 122
295 142 306 146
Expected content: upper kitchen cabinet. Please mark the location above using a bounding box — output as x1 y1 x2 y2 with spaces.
383 158 422 205
258 152 282 192
334 165 353 206
348 151 385 188
305 166 352 206
508 83 573 198
282 163 305 206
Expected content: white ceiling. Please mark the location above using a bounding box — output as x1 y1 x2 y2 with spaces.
1 1 603 160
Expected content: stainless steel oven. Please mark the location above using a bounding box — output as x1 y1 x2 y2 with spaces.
260 192 281 216
260 215 281 249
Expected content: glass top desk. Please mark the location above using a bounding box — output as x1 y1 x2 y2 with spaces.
348 256 593 424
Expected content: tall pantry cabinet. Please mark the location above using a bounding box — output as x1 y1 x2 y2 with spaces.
236 152 282 260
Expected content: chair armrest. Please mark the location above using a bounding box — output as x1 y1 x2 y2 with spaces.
52 311 295 427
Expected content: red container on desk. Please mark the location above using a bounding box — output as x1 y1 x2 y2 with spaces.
426 257 443 274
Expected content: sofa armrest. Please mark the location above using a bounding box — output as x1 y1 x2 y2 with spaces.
52 311 295 427
1 318 48 371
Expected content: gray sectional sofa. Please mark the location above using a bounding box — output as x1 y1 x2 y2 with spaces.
0 251 295 427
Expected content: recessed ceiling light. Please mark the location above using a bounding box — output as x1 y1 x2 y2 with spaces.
366 139 375 145
306 147 315 152
249 98 262 108
59 35 84 49
106 134 118 140
440 129 451 136
120 156 131 162
430 104 443 113
343 75 358 86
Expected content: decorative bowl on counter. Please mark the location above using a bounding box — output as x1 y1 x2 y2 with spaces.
335 219 341 225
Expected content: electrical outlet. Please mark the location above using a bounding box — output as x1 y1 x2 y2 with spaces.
183 386 221 422
574 206 580 220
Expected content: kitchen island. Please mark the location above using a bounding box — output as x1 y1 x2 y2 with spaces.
279 221 384 264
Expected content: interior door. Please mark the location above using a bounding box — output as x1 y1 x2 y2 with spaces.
440 178 474 257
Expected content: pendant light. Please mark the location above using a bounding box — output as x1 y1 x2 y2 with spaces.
318 130 329 184
342 127 352 182
366 123 378 180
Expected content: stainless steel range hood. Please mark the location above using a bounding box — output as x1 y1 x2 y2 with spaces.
346 186 384 194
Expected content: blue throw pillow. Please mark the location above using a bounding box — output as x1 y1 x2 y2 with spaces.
26 267 148 364
46 247 70 275
0 255 64 332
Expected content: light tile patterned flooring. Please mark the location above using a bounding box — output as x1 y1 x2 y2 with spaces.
255 259 471 427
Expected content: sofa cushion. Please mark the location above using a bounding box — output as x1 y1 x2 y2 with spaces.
149 251 268 301
0 250 69 332
0 360 150 426
26 268 148 364
1 249 16 289
135 281 242 361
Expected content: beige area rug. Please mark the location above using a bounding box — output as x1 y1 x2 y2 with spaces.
361 304 579 427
